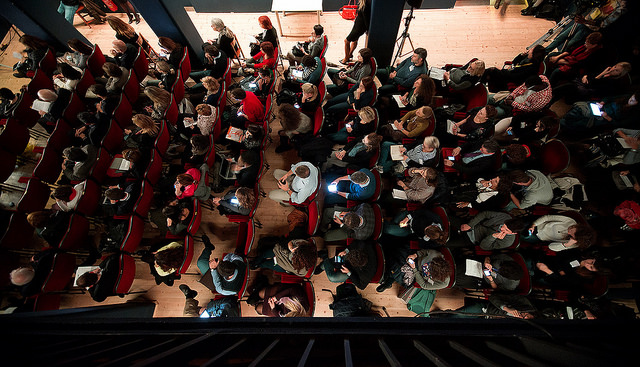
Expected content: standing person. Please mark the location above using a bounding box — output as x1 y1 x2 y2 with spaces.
105 15 139 46
341 0 371 65
209 18 236 61
113 0 141 24
250 16 278 56
58 1 80 24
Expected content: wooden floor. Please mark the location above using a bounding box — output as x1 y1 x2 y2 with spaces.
1 5 559 317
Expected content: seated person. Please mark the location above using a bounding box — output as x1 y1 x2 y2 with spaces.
382 74 435 120
377 48 428 95
323 133 382 172
494 115 554 143
53 182 86 212
381 106 434 142
58 38 92 70
183 103 217 137
163 199 194 236
377 248 451 292
552 61 633 104
459 211 524 250
546 32 606 86
251 238 318 277
327 106 376 144
251 68 275 101
382 207 446 247
90 84 120 123
59 145 98 183
441 59 485 93
115 147 148 181
327 47 373 96
0 87 21 119
102 181 140 216
527 215 595 252
287 24 325 66
174 164 211 202
179 284 240 318
325 168 376 205
76 254 122 302
10 248 58 297
101 62 130 93
228 88 264 127
27 210 72 246
491 75 552 118
73 112 109 147
275 103 313 153
53 63 82 92
248 282 309 317
241 41 276 73
157 36 184 69
268 161 319 205
188 44 228 92
238 124 265 151
560 90 639 132
453 175 512 212
442 106 498 145
395 167 439 204
444 138 501 180
141 241 185 286
197 242 247 296
215 150 260 189
508 169 553 210
144 60 176 92
534 252 600 293
324 76 375 121
106 39 138 70
316 240 377 290
483 45 545 93
124 114 159 152
379 136 441 175
321 202 375 242
298 83 321 116
447 293 538 319
282 55 322 92
36 88 71 133
211 186 256 216
455 253 523 292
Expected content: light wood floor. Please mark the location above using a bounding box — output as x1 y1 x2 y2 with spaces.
1 5 559 317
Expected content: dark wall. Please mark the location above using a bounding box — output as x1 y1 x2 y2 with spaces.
189 0 456 13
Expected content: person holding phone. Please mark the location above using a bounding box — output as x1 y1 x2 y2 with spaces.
320 202 375 242
315 240 377 290
377 248 451 292
250 238 318 277
210 187 255 216
268 162 319 205
325 169 376 206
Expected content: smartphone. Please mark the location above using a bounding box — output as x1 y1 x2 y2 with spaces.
407 258 415 265
448 156 455 161
335 256 343 263
507 130 513 136
528 229 534 236
294 103 301 109
483 269 491 277
249 82 257 88
236 110 243 116
230 197 239 205
346 123 352 129
200 310 210 318
328 183 338 192
399 221 409 228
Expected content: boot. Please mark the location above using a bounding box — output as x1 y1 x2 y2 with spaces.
179 284 198 299
201 234 216 251
127 13 134 24
376 279 393 293
134 13 141 24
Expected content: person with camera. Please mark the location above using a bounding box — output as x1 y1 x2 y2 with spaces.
287 25 325 66
250 16 278 56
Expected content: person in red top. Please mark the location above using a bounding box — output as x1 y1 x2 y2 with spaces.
230 88 264 128
174 168 201 200
243 41 276 71
546 32 605 86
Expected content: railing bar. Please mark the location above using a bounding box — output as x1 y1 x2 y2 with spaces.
344 339 353 367
201 337 247 367
132 332 218 367
413 340 453 367
378 338 402 367
247 339 280 367
297 339 315 367
97 338 177 367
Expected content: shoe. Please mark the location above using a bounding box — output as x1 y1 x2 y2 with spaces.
313 262 325 275
588 144 601 155
376 281 393 293
127 15 134 24
179 284 198 299
12 72 27 78
135 14 141 24
201 234 216 251
548 242 577 252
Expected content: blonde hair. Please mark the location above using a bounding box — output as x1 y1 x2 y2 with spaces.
421 106 434 119
156 60 174 74
132 114 159 136
358 106 376 123
195 104 212 116
301 83 318 100
358 0 367 12
281 297 308 317
423 136 440 150
144 86 171 109
106 15 137 39
202 76 220 93
469 60 486 77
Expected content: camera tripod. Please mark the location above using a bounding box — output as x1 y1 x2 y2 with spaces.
392 7 416 66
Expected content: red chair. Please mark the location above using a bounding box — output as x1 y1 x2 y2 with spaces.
99 120 124 154
113 95 133 130
317 81 327 104
132 47 149 82
370 241 385 284
133 180 153 218
11 92 40 128
87 44 106 79
319 35 329 58
179 47 191 84
154 119 170 157
32 293 61 311
319 57 328 84
17 178 51 213
144 149 163 185
171 69 185 103
40 252 77 293
0 212 34 250
540 139 570 175
312 106 324 136
27 69 54 97
178 234 194 274
123 70 140 104
263 93 274 124
460 83 488 113
370 203 383 240
114 254 137 295
75 68 95 98
87 147 112 184
37 49 57 77
62 92 87 128
235 219 256 256
218 80 228 112
511 252 532 296
0 118 29 155
74 179 101 216
119 215 145 253
187 199 202 235
205 135 216 168
164 94 179 126
57 213 89 250
307 199 322 236
0 150 17 183
32 146 63 184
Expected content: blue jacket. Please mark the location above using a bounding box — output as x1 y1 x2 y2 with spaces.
347 169 376 201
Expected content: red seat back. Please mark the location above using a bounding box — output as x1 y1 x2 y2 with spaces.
133 180 153 218
41 253 76 293
133 47 149 82
75 180 100 216
57 214 89 250
171 69 184 102
114 254 136 294
27 69 54 97
39 49 57 76
33 146 63 184
120 215 145 253
0 212 35 250
187 199 202 235
12 93 40 128
17 178 51 213
113 95 133 129
75 69 95 98
154 119 170 156
180 48 191 83
461 83 488 112
144 149 163 185
0 118 29 155
179 234 194 274
371 203 383 240
88 147 112 184
319 35 328 58
87 45 106 79
313 107 324 135
370 242 385 284
307 200 322 236
164 94 179 126
100 120 124 154
123 70 139 104
62 92 87 128
540 139 570 175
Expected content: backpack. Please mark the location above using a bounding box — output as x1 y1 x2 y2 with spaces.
325 283 373 317
276 89 297 106
204 296 240 317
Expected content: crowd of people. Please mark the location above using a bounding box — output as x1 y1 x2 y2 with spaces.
2 0 639 320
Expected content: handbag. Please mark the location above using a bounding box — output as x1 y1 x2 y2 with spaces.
339 1 358 21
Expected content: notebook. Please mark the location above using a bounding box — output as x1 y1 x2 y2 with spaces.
183 117 198 128
428 67 445 81
392 94 405 106
446 120 457 135
392 189 407 200
31 100 52 113
226 127 245 143
465 259 484 278
390 145 405 161
110 157 131 171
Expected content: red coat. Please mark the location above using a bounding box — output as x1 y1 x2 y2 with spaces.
242 91 265 123
177 168 201 199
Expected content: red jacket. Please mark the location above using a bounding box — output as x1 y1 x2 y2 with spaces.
241 91 265 123
177 168 201 199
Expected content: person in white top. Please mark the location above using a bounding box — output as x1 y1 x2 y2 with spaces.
528 214 595 252
53 181 86 212
268 161 319 205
